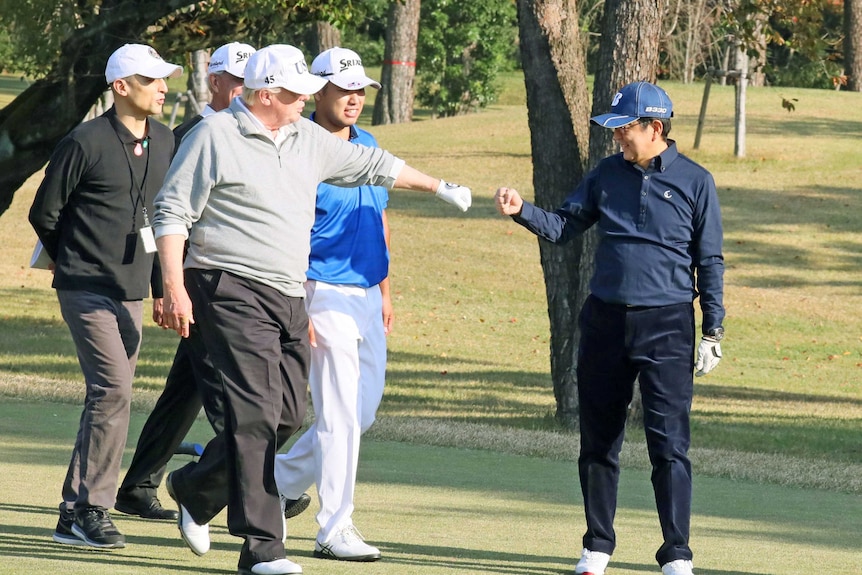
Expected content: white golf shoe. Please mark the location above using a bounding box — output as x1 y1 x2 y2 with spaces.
239 558 303 575
662 559 694 575
165 472 210 556
575 548 611 575
313 525 381 562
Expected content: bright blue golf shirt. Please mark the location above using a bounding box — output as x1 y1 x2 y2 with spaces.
309 117 389 288
513 140 725 332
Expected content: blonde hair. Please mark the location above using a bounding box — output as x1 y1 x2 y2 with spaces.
242 86 281 105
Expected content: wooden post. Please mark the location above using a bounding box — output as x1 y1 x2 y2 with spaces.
734 44 748 157
693 69 714 149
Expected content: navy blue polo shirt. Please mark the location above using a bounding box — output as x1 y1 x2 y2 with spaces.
514 140 724 332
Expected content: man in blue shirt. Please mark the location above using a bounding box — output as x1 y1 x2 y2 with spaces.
273 46 388 563
495 82 724 575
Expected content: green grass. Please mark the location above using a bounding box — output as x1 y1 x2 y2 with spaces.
1 71 862 497
1 400 861 575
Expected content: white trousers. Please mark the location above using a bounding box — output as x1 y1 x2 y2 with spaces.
274 280 386 543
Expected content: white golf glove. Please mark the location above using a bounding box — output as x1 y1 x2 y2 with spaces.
695 336 722 376
436 180 472 212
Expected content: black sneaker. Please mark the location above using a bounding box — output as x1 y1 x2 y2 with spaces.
52 503 85 545
281 493 311 519
115 495 179 521
71 507 126 549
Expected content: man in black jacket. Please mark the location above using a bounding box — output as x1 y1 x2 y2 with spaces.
29 43 182 549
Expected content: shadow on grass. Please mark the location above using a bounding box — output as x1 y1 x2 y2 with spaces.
695 382 862 408
0 505 228 573
375 539 577 575
697 115 862 139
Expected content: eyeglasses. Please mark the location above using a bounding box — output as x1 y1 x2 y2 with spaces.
614 119 651 133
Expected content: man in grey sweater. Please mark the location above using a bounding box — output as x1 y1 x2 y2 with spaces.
153 44 470 575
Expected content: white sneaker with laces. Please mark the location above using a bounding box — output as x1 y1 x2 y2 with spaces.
575 548 611 575
662 559 694 575
313 525 381 562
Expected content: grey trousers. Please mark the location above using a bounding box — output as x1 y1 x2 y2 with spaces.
57 290 142 512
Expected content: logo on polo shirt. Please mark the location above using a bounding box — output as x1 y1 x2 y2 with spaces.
663 190 673 199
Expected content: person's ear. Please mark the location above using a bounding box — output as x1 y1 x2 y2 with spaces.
112 78 130 96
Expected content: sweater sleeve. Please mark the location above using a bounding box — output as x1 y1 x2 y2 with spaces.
313 124 401 190
153 125 216 239
28 137 89 261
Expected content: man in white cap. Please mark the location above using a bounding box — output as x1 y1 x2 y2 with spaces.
29 43 182 549
153 44 470 575
173 41 257 142
273 46 392 563
495 81 724 575
114 41 256 524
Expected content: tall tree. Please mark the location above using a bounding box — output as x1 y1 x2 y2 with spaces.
516 0 664 428
0 0 363 217
308 20 343 55
416 0 517 117
847 0 862 91
373 0 421 125
0 0 189 216
588 0 664 424
516 0 590 429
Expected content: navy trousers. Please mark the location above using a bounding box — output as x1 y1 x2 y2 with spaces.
577 294 695 566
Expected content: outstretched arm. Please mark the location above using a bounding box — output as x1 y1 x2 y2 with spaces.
494 187 524 216
393 164 472 212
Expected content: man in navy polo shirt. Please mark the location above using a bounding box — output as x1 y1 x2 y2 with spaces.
494 81 725 575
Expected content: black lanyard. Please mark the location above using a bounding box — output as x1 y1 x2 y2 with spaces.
116 128 151 232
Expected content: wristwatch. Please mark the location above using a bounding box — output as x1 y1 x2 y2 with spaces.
705 326 725 341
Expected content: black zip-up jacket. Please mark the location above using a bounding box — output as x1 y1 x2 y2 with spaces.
29 107 173 300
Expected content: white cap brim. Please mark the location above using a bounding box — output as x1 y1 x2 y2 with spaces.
283 74 329 95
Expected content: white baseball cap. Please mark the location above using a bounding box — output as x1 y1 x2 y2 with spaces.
208 42 256 78
105 44 183 84
311 47 381 90
243 44 327 94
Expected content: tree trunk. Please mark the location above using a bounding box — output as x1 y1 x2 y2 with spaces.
516 0 591 430
846 0 862 91
748 13 768 87
516 0 664 429
308 20 342 55
373 0 421 125
185 49 209 119
0 0 189 217
590 0 665 426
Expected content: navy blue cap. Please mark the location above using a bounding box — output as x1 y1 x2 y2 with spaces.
590 81 673 129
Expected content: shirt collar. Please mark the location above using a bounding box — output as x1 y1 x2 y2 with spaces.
309 111 358 141
230 97 298 141
105 106 150 144
652 139 679 171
